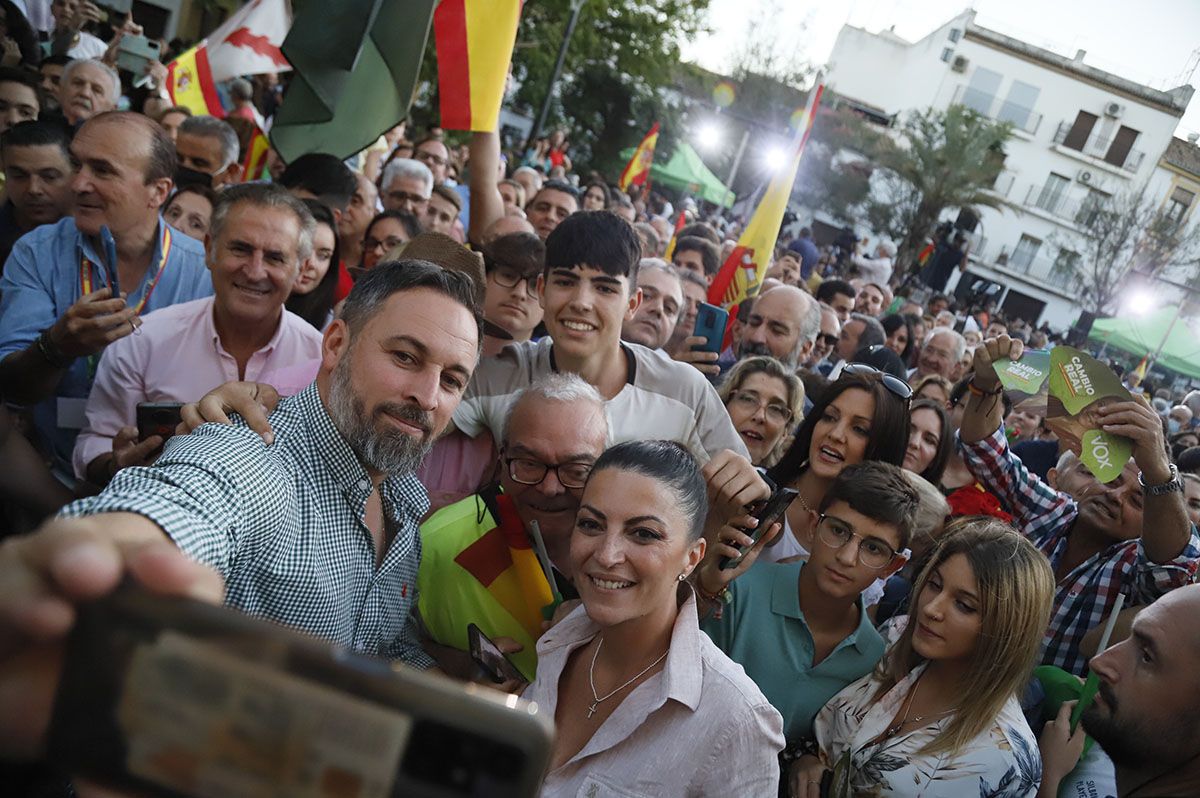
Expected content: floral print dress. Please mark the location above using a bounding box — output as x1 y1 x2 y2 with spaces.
812 662 1041 797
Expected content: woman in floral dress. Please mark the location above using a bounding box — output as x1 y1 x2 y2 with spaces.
792 520 1054 797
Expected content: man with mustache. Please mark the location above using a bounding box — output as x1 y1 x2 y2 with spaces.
959 335 1199 676
0 262 481 685
736 285 820 370
57 58 118 127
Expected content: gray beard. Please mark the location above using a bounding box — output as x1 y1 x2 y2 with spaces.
327 354 433 478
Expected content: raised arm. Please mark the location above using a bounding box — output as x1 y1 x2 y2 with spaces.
467 131 506 247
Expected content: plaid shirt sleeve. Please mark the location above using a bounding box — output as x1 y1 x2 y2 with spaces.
958 425 1077 547
59 425 282 577
1131 522 1200 603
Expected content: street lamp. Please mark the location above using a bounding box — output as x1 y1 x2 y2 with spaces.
696 122 722 151
1125 289 1156 316
764 144 789 172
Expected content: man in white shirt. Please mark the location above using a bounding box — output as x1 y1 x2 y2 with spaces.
851 240 895 287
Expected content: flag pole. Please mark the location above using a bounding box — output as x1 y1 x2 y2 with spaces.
526 0 586 152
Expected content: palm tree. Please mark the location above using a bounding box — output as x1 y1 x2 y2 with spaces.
864 105 1013 274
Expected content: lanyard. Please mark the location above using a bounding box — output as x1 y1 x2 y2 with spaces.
79 226 174 315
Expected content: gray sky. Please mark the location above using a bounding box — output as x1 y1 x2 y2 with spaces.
680 0 1200 140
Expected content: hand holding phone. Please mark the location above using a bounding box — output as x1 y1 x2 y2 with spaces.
719 487 798 570
468 623 524 686
136 402 183 443
691 302 728 356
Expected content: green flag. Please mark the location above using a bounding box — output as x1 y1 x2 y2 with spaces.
271 0 437 162
1045 346 1133 483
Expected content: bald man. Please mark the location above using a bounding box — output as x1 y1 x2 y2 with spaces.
737 285 820 369
1080 584 1200 796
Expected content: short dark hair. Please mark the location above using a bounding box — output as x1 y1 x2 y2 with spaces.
677 222 721 245
483 231 544 279
674 235 720 276
364 209 421 243
908 398 953 485
536 178 581 202
588 440 708 540
768 370 911 487
0 66 40 97
819 461 920 550
816 279 856 304
545 209 641 283
1 119 70 161
41 54 72 69
279 152 357 212
341 258 482 347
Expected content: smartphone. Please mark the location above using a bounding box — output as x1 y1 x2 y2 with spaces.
49 584 554 798
691 302 728 355
136 401 183 442
719 487 799 570
468 623 524 685
115 34 162 75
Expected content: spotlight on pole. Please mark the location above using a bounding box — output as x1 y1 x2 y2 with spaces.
764 144 789 172
1125 289 1156 316
696 122 722 151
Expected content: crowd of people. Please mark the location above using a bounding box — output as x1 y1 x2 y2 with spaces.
0 4 1199 797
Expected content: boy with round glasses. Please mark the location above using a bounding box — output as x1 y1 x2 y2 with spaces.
697 461 918 748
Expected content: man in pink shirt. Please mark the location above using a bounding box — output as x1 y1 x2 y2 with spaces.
73 183 324 485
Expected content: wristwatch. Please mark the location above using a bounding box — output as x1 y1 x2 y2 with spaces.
1139 463 1182 497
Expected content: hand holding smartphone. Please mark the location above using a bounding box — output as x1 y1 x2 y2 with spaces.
691 302 728 356
719 487 799 570
468 623 524 685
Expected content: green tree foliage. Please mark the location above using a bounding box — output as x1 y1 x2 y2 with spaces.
863 105 1011 273
508 0 711 176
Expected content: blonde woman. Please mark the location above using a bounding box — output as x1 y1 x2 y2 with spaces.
792 520 1054 797
717 356 805 466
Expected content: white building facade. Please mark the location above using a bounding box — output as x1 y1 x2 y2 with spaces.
824 9 1194 328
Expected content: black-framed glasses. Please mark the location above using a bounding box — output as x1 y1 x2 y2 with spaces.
490 267 539 298
387 190 430 207
729 390 793 425
817 333 839 347
842 362 913 401
504 457 593 489
816 513 906 569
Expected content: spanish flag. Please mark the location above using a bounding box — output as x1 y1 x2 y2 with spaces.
707 83 823 346
434 0 522 131
166 42 224 118
662 209 689 260
242 125 270 181
1130 354 1149 384
619 122 659 192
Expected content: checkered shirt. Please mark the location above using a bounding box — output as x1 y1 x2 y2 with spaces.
61 383 435 669
959 426 1199 675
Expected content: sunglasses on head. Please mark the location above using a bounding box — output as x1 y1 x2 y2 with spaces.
841 363 913 401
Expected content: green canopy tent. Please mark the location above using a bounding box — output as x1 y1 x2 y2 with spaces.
1087 306 1200 380
619 141 735 206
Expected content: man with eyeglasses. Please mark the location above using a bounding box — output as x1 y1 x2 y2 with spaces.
481 232 545 356
696 462 918 767
380 157 433 216
413 136 452 185
415 373 610 679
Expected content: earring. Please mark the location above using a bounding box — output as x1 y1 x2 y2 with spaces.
677 572 688 582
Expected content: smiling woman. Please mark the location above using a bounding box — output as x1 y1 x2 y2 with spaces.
523 440 785 796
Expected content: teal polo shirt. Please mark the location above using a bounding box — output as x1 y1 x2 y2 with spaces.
700 560 885 742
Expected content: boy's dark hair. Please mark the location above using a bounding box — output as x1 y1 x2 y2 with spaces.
278 152 357 212
674 235 720 276
537 178 581 201
483 231 544 279
677 222 721 245
819 461 919 549
545 209 641 284
0 66 39 97
816 279 855 304
41 54 72 69
589 440 708 541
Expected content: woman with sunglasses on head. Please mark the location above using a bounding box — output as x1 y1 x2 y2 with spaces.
481 231 546 356
527 440 784 797
718 356 805 467
792 520 1053 798
758 367 912 564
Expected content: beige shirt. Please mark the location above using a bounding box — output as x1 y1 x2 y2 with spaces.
526 593 784 797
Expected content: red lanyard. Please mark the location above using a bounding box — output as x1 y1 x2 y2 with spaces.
80 226 174 315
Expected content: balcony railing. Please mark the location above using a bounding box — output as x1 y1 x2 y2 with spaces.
997 246 1080 292
952 85 1043 135
1053 121 1145 173
1023 183 1083 222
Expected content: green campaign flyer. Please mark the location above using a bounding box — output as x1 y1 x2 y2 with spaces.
1045 346 1133 483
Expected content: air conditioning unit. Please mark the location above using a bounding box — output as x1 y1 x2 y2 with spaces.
951 55 969 73
1104 102 1125 118
1078 170 1094 184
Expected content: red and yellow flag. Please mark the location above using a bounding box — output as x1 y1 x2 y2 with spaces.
663 209 689 260
707 84 823 345
241 125 270 181
434 0 522 131
619 122 659 192
166 42 224 118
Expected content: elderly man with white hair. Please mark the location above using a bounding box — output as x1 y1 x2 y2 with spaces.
380 157 434 217
852 240 896 287
58 58 119 126
912 326 966 381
